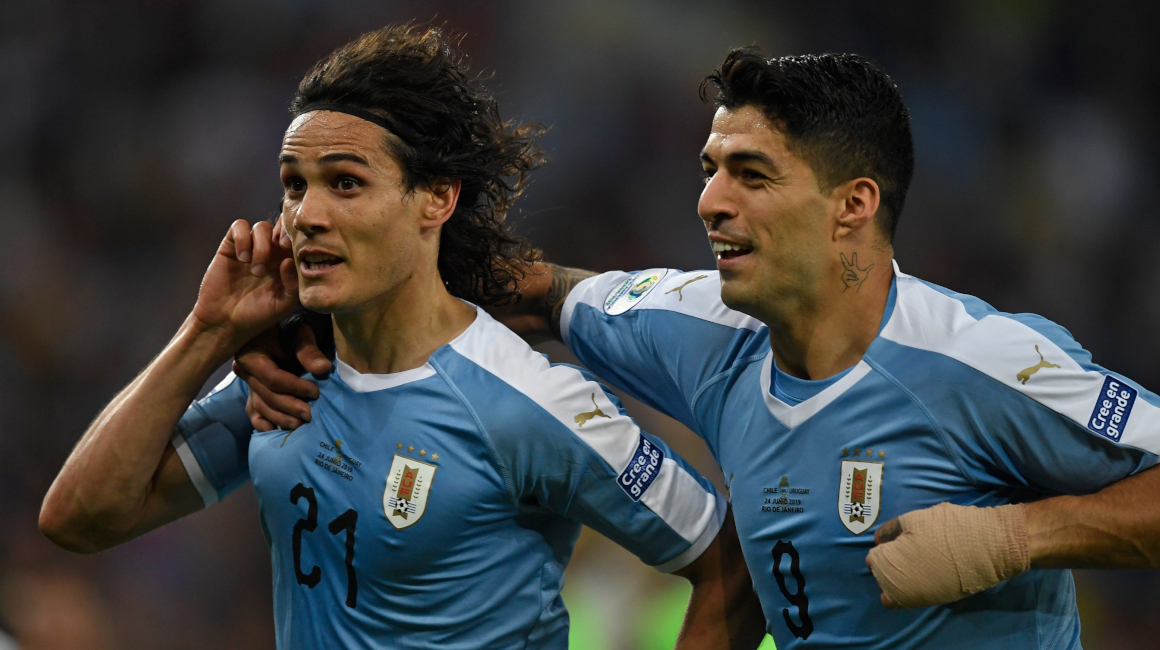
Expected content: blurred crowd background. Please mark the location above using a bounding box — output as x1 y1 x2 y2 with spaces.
2 0 1158 647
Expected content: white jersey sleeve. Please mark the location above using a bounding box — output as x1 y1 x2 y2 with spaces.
561 269 767 445
171 373 254 506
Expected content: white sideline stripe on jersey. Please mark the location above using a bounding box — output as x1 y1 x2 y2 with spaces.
452 308 722 549
562 270 764 348
759 355 875 428
655 489 728 573
883 261 1160 455
171 431 219 507
336 358 436 392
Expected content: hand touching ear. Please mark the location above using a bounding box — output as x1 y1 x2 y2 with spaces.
192 219 300 349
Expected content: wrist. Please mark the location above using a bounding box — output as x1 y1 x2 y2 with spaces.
1023 495 1078 569
177 313 246 370
981 503 1030 583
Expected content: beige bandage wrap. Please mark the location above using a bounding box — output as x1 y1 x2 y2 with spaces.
867 502 1030 609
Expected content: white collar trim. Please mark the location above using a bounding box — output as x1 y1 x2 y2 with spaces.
334 305 482 393
336 358 437 393
759 353 873 428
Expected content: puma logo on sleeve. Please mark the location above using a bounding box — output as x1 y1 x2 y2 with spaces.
575 393 611 428
1016 345 1061 384
664 275 708 301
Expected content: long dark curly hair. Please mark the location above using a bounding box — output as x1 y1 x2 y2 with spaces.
290 24 544 305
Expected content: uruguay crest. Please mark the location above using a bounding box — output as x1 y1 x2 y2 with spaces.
384 454 437 530
838 459 883 535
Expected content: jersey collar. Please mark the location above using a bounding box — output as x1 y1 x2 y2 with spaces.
334 304 482 393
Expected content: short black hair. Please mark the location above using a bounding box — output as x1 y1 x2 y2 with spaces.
701 49 914 241
291 24 544 305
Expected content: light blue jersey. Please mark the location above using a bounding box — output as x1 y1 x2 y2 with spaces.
172 308 725 649
562 262 1160 650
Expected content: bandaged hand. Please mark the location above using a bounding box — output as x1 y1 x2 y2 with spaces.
866 502 1030 609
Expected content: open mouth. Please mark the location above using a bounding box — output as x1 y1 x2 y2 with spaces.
300 253 344 272
711 241 754 261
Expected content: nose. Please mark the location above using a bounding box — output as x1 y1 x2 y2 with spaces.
290 186 332 236
697 171 737 230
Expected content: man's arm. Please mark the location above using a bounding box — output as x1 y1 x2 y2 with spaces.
1026 462 1160 568
867 465 1160 609
39 322 230 553
39 220 297 553
493 262 597 344
673 508 767 649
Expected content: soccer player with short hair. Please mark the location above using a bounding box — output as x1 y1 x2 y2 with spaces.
243 47 1160 649
38 26 766 649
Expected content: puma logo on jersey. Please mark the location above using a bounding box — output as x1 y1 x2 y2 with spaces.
1016 345 1060 384
575 393 611 428
664 274 708 301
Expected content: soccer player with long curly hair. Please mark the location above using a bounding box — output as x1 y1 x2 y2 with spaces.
39 26 765 649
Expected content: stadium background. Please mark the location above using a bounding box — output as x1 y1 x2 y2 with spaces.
1 0 1158 647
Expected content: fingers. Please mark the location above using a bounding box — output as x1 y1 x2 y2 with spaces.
273 218 292 250
295 325 333 375
875 518 903 545
227 219 253 263
250 221 273 277
246 384 304 431
865 505 971 609
867 521 905 610
244 392 277 432
234 348 320 402
840 252 850 268
279 257 299 296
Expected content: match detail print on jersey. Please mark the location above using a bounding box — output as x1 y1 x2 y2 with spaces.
383 454 437 529
604 268 669 315
838 459 883 535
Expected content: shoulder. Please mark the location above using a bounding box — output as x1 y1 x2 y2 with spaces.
562 269 764 341
881 264 1093 373
877 263 1160 452
442 310 660 478
444 309 630 434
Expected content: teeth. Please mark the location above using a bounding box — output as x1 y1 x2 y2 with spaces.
711 241 748 253
302 254 339 263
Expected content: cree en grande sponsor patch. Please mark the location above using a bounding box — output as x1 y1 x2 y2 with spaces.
604 269 668 315
618 436 664 501
1088 375 1137 442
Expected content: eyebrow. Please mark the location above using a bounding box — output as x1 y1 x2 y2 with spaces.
701 149 778 169
278 152 371 166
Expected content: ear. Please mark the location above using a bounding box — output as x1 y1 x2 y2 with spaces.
418 178 462 230
832 177 881 242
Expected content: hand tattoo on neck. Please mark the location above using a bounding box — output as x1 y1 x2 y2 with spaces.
840 252 874 292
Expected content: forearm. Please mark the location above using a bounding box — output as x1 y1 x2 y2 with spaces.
674 511 767 650
490 262 596 344
40 314 237 551
1026 463 1160 569
677 577 766 650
